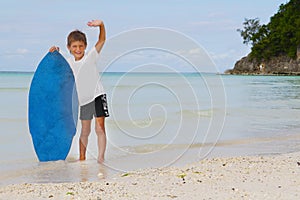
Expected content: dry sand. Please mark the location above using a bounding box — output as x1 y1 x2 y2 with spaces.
0 152 299 200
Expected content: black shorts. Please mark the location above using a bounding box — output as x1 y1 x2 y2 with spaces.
80 94 109 120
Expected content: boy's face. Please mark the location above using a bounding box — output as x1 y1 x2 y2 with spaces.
68 41 86 61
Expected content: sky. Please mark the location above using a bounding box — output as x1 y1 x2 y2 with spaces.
0 0 288 73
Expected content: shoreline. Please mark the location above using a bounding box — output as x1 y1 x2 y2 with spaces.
223 71 300 76
1 132 300 187
1 151 299 199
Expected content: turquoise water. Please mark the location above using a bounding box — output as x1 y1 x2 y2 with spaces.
1 72 300 185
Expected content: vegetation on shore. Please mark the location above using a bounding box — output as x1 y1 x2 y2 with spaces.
228 0 300 75
237 0 300 63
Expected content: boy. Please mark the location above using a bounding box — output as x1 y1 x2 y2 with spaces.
49 19 108 163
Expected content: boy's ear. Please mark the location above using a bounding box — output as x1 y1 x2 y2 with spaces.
67 45 71 54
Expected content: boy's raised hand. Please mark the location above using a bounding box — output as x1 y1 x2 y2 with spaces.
49 46 59 52
87 19 106 53
87 20 104 27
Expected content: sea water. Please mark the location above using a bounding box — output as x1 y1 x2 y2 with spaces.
1 72 300 185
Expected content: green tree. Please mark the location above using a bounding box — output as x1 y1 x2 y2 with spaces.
238 0 300 62
237 18 262 46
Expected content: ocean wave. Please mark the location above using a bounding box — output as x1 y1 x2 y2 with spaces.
0 118 27 122
110 132 300 154
106 109 213 128
177 109 213 117
0 87 29 91
107 117 166 128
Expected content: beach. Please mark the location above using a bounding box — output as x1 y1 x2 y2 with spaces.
1 72 300 199
1 0 299 198
1 151 299 199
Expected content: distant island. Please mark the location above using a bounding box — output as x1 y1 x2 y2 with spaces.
226 0 300 75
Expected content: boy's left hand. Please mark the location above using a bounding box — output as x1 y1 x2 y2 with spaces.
87 20 104 27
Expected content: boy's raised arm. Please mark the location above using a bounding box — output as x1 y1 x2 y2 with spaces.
87 20 106 53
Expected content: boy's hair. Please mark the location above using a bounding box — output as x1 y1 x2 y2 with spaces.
67 30 87 47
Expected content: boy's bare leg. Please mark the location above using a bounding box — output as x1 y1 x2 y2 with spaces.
95 117 106 163
79 120 92 160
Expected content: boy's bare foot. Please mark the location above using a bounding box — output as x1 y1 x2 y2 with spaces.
97 157 104 164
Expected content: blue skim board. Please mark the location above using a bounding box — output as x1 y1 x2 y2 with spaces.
28 51 78 162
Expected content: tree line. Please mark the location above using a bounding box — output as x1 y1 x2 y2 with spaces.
237 0 300 62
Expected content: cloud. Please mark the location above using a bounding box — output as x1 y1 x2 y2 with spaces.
210 50 235 60
16 48 29 54
189 19 237 31
0 48 29 57
207 11 226 18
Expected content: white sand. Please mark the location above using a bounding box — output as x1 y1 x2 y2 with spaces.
1 152 299 200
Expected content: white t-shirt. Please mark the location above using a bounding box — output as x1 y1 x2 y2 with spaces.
67 47 105 106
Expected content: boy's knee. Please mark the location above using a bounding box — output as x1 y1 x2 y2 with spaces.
95 127 105 136
81 127 91 136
